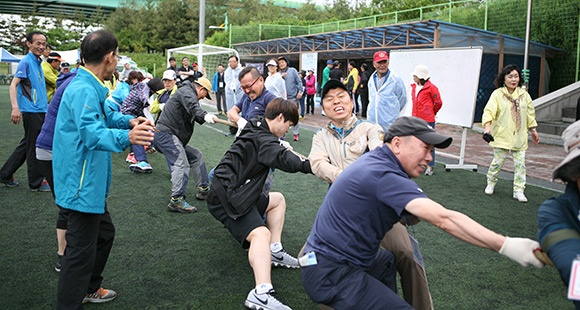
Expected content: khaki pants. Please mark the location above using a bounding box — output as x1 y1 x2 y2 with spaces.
381 223 434 310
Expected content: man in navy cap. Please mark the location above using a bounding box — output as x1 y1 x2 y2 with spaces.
301 116 543 309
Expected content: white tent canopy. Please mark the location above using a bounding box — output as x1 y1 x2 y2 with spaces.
166 44 238 72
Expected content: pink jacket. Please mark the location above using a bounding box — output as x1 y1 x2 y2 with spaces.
305 74 317 95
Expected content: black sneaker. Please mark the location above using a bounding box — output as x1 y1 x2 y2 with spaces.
55 254 63 272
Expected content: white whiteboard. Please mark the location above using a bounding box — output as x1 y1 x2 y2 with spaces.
389 47 483 128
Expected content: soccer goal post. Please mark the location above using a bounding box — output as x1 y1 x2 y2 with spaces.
166 44 239 81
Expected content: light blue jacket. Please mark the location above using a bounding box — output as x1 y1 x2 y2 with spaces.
14 51 48 113
53 67 134 214
367 69 407 132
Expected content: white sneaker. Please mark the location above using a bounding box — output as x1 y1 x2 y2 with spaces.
244 289 292 310
271 249 299 269
513 191 528 203
424 166 434 176
484 184 494 195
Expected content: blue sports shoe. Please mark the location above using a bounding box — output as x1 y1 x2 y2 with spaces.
129 161 153 174
1 177 19 188
31 180 51 192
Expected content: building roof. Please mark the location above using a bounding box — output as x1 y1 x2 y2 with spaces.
232 20 564 62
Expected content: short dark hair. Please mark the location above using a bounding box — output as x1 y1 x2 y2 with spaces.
169 57 176 62
264 98 299 126
229 55 239 62
239 66 261 82
349 61 356 67
493 64 523 89
80 30 118 66
361 63 368 71
127 71 144 84
181 56 188 61
26 31 45 43
218 64 224 68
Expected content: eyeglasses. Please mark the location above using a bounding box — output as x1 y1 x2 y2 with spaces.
112 52 121 61
242 76 260 91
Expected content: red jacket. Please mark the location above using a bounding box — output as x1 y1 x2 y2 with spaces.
411 80 442 123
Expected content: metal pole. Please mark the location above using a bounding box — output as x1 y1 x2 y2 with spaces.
522 0 532 90
576 15 580 82
199 0 205 69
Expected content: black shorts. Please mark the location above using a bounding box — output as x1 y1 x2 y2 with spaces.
207 194 269 249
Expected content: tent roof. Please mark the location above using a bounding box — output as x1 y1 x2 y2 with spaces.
0 48 22 63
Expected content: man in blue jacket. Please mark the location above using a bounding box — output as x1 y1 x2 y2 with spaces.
53 30 156 308
0 31 49 191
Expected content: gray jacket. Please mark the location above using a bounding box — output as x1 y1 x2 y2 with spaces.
156 81 208 145
281 67 303 99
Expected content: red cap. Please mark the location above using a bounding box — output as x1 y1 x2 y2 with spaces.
193 62 198 66
373 51 389 62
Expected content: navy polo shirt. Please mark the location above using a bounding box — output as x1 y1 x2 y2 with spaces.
305 144 427 268
235 88 277 120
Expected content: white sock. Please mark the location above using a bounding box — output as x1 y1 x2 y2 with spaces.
255 283 273 295
270 242 283 253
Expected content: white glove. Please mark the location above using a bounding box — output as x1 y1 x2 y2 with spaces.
499 237 544 268
235 118 248 137
159 103 165 111
279 140 293 151
237 117 248 129
204 113 216 124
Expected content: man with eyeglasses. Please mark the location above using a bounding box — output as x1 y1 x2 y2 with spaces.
0 31 50 191
367 51 407 133
227 66 277 137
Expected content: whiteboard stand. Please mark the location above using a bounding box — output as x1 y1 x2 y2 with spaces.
442 127 478 172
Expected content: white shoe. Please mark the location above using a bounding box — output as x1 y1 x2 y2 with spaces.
245 289 292 310
513 191 528 203
271 249 299 269
424 166 433 176
484 184 494 195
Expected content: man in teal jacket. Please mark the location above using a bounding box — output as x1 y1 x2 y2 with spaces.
53 30 155 309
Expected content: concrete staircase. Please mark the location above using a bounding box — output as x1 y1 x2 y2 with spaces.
534 81 580 145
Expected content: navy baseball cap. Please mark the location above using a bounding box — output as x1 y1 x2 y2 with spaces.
384 116 452 148
326 59 334 65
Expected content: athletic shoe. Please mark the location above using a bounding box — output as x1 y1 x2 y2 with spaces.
125 152 137 164
293 134 299 142
145 146 157 154
244 288 291 310
167 196 197 213
1 177 19 188
299 115 304 120
129 161 153 174
513 191 528 203
225 133 235 137
484 184 494 195
424 166 434 176
218 110 224 115
55 254 63 272
31 180 51 192
83 287 117 304
271 249 299 269
195 186 209 200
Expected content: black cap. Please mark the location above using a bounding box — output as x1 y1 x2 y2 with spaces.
321 79 348 100
385 116 452 149
60 62 70 69
147 78 164 93
277 56 288 63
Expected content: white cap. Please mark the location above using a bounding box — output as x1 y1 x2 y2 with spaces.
412 65 430 80
266 59 278 67
162 70 176 80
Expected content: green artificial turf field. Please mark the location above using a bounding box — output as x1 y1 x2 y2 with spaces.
0 85 572 309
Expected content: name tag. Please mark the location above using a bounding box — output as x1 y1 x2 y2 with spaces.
219 82 224 88
568 257 580 300
298 251 318 267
